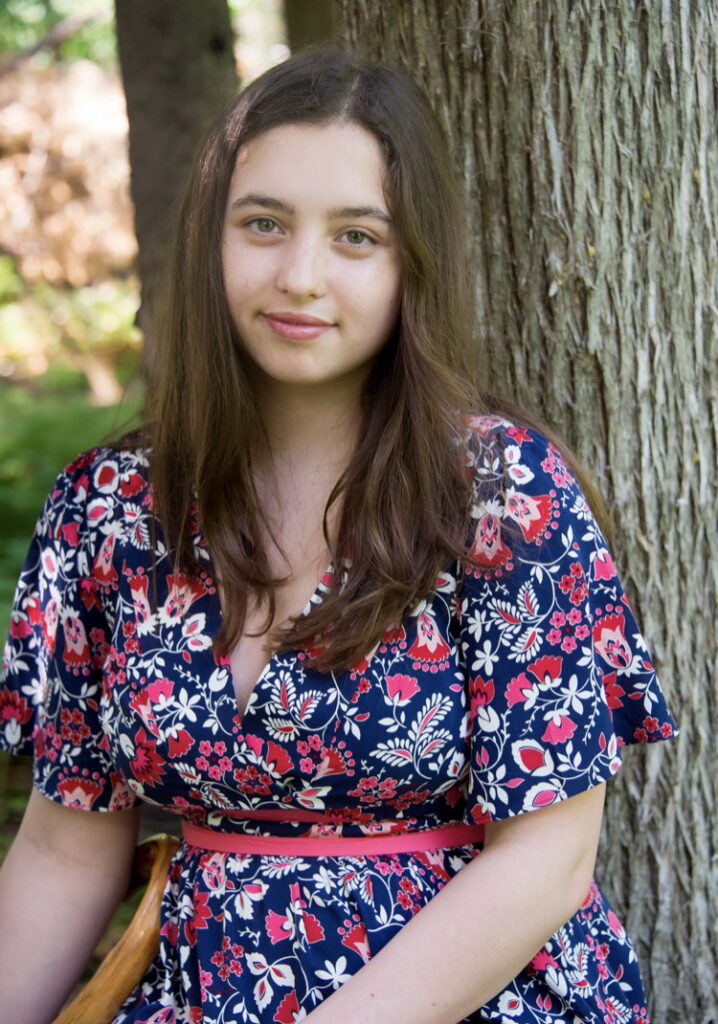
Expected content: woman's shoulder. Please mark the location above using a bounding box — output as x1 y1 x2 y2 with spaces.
50 444 151 502
463 413 574 498
35 444 153 546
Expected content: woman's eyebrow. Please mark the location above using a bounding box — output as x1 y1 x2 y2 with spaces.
328 205 392 224
229 193 292 213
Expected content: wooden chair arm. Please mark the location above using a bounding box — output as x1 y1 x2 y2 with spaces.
53 833 180 1024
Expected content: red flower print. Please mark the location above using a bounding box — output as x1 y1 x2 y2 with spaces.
511 739 554 777
313 746 348 780
341 921 371 963
57 776 104 810
62 615 91 668
128 573 152 625
184 890 212 947
602 672 626 711
469 675 494 710
130 727 166 786
301 912 325 944
273 991 302 1024
505 490 553 542
266 741 293 775
527 655 562 687
468 512 512 568
406 613 451 669
0 687 33 745
92 533 118 587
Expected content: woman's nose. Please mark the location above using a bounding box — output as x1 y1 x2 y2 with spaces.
275 235 326 299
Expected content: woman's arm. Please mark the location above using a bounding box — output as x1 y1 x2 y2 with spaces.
0 787 141 1024
305 783 606 1024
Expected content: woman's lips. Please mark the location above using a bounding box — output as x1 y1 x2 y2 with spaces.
262 312 334 341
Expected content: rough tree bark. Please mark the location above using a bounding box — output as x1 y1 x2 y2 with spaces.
114 0 239 349
334 3 717 1022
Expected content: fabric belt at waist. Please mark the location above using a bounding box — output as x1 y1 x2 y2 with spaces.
182 820 485 856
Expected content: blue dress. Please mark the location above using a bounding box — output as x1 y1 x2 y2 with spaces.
0 418 675 1023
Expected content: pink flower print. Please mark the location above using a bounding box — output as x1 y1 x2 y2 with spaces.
561 635 577 653
128 573 152 626
607 909 625 940
593 613 632 670
530 950 560 972
522 781 562 810
541 713 577 744
386 673 420 705
266 909 293 944
507 672 536 708
40 598 57 655
92 533 118 588
594 547 617 581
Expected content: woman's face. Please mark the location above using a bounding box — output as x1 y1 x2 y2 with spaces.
221 120 402 400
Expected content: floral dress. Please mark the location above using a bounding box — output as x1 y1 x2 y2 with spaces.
0 418 675 1024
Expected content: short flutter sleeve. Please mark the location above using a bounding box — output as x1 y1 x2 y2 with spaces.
459 420 676 824
0 450 138 812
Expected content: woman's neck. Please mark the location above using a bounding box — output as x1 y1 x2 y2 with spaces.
255 379 363 473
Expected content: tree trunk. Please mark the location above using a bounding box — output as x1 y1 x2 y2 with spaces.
114 0 239 350
283 0 335 52
334 2 718 1021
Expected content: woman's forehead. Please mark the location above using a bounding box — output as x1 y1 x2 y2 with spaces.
227 121 391 215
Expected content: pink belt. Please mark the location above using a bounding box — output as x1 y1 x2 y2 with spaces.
182 819 484 856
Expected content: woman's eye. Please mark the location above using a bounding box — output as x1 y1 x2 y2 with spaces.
340 229 374 247
249 217 280 234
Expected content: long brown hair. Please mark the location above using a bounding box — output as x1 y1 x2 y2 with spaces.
143 48 603 671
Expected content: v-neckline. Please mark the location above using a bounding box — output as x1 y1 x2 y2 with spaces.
215 563 334 723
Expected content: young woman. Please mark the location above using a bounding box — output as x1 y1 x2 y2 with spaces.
0 49 675 1024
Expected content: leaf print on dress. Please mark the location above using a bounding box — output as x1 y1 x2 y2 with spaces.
0 434 676 1024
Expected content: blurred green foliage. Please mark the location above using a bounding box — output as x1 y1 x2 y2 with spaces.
0 0 116 65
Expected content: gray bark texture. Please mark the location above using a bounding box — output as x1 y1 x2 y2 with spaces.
334 2 718 1021
114 0 239 343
